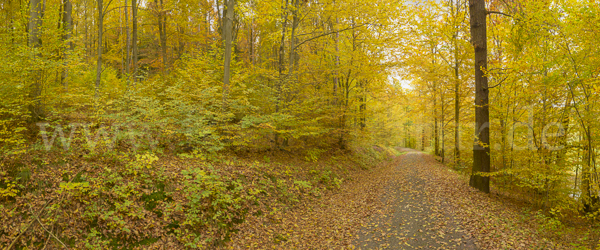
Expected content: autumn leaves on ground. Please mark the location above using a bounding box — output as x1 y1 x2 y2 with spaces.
1 145 595 249
230 149 593 250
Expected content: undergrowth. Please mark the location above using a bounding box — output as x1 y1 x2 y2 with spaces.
0 143 396 249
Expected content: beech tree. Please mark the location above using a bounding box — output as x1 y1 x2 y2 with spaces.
95 0 103 98
468 0 490 193
222 0 235 106
28 0 44 119
60 0 73 90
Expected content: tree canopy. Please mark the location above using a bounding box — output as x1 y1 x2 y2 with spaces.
1 0 600 248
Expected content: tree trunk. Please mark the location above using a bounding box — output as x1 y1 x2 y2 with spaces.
441 89 445 163
274 0 289 147
469 0 490 193
359 81 366 129
333 13 340 105
452 0 461 167
283 0 300 146
432 48 439 156
249 18 254 64
434 93 439 156
84 7 89 59
60 0 72 90
119 2 124 76
277 0 289 112
454 55 460 165
177 25 185 59
581 106 598 212
8 0 15 46
125 0 130 77
222 0 235 107
217 0 223 42
288 0 299 77
422 125 426 151
582 133 594 212
95 0 103 98
132 0 138 83
156 0 168 70
28 0 44 120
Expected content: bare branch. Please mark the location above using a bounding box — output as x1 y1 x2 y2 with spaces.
29 207 70 249
294 23 370 50
486 10 512 18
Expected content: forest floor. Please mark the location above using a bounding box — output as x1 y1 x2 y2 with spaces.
229 148 592 249
2 145 594 249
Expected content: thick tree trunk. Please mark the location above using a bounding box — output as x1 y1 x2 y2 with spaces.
222 0 235 106
29 0 44 120
469 0 490 193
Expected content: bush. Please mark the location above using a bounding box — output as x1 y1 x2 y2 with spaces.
176 167 255 248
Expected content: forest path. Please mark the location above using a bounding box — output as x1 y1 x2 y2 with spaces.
230 148 557 249
353 149 477 249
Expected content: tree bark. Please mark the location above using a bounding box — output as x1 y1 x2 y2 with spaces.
95 0 103 98
469 0 490 193
28 0 44 120
177 25 185 59
359 80 366 129
434 92 439 156
84 7 89 59
217 0 223 42
156 0 168 70
60 0 72 90
432 48 439 156
333 11 340 105
274 0 289 147
125 0 130 77
451 0 461 166
277 0 289 113
454 52 460 164
132 0 138 83
288 0 299 77
222 0 235 107
441 88 445 163
249 17 254 64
